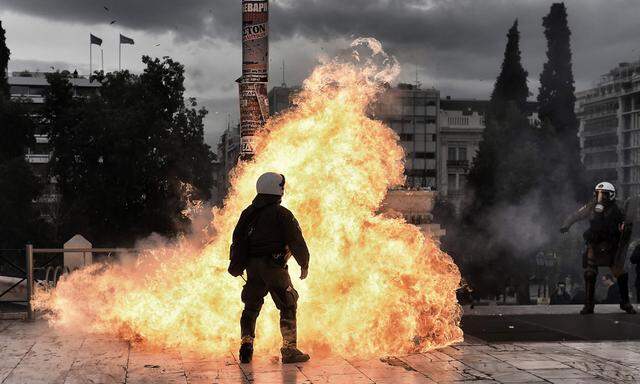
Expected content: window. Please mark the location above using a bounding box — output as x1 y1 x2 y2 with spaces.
459 147 467 161
414 152 435 159
399 133 413 141
29 86 46 96
448 174 457 190
448 146 467 161
10 85 29 95
448 147 457 161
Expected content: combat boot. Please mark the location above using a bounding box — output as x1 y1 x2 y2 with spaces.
617 273 637 314
581 272 596 315
239 337 254 364
281 347 310 364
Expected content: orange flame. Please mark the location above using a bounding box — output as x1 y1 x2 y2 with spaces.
34 38 462 357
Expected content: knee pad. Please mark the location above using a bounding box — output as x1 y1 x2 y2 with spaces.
241 307 261 321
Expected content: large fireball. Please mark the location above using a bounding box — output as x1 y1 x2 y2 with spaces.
35 38 463 357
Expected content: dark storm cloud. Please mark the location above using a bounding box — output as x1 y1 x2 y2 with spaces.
3 0 640 83
4 0 640 139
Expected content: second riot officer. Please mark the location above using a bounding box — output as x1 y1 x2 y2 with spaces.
561 182 636 315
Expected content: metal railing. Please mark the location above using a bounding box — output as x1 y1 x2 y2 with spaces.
0 245 135 321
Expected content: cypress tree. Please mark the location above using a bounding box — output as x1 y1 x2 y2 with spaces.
538 3 585 200
489 20 530 121
467 19 530 212
0 20 10 97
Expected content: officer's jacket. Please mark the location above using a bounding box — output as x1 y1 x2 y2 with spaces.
234 193 310 270
562 200 624 244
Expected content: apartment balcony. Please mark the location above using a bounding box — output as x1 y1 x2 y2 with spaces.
581 145 618 154
25 153 51 164
447 160 470 168
586 162 618 171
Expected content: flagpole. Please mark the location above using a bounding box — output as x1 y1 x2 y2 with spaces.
89 40 92 83
101 49 104 72
119 40 121 71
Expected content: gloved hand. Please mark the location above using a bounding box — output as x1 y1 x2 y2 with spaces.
560 227 569 234
300 268 308 280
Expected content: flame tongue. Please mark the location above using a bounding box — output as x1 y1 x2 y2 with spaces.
35 38 462 357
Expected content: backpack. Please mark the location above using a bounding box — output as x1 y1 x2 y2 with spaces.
228 205 269 277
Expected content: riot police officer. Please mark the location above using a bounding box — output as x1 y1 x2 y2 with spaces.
560 182 636 314
233 172 311 364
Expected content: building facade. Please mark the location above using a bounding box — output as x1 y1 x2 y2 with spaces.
438 99 488 212
576 60 640 200
374 84 440 189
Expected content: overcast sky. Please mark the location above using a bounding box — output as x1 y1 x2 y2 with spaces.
1 0 639 146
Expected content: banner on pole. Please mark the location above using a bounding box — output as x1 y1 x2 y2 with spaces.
239 82 269 156
242 0 268 83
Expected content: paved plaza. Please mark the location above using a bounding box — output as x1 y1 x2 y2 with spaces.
1 308 640 383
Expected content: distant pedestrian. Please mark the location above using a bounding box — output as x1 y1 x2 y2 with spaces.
602 274 620 304
550 282 571 305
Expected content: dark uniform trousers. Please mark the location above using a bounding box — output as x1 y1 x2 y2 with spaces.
241 257 299 348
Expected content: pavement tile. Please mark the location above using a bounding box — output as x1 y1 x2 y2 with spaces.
403 360 491 382
484 351 545 361
422 350 455 361
507 360 571 370
528 368 600 379
546 379 614 384
455 353 502 363
461 361 521 373
246 370 310 383
304 373 372 383
483 370 548 383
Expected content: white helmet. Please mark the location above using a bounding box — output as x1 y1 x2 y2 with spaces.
256 172 285 196
595 181 616 201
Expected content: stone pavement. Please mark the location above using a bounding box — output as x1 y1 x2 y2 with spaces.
1 317 640 383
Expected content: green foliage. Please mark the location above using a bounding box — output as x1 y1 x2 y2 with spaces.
537 2 587 205
459 21 541 301
467 20 538 219
0 20 9 97
0 22 49 249
0 158 46 249
489 20 530 121
45 57 216 245
0 96 35 162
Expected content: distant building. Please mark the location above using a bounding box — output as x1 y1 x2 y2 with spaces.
438 98 538 213
262 84 542 213
576 60 640 200
268 85 300 115
8 71 100 220
214 124 241 205
438 99 488 212
374 83 440 189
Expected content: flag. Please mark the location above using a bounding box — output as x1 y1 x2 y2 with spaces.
90 34 103 46
120 34 134 45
